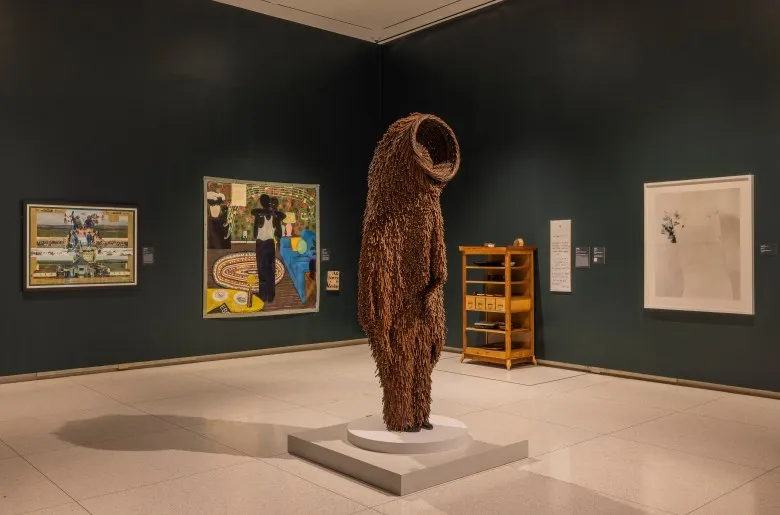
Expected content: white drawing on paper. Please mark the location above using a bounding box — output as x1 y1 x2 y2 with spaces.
653 189 741 301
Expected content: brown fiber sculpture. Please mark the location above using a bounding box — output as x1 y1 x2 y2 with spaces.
358 113 461 432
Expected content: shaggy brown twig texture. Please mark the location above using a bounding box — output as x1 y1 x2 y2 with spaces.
358 113 461 431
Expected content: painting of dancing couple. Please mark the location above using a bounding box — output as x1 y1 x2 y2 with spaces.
203 177 320 318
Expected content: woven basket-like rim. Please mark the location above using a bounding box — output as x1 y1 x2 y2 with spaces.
410 114 461 184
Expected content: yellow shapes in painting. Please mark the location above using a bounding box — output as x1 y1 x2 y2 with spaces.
206 288 264 314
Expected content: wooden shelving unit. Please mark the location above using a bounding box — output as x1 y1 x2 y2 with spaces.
459 245 537 370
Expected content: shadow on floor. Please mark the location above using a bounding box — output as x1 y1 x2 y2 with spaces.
53 414 307 457
51 415 667 512
52 413 400 498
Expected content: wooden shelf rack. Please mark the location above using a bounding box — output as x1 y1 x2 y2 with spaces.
459 245 537 370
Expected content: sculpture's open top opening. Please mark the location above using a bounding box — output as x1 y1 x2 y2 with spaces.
412 114 460 186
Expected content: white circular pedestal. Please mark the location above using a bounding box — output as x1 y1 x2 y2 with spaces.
347 415 471 454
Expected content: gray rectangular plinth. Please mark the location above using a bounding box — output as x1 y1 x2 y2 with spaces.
288 422 529 496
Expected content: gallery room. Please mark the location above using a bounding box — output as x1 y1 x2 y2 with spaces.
2 0 779 513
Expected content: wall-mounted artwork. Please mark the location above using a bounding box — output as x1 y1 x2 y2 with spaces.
24 203 138 290
644 175 754 315
203 177 319 318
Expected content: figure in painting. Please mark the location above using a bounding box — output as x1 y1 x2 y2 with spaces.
207 192 232 249
252 194 279 303
270 196 286 240
358 113 460 432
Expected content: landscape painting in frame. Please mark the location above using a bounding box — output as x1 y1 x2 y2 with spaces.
24 203 137 290
203 177 320 318
644 175 754 315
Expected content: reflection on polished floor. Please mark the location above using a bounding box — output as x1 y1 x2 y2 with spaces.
0 344 778 514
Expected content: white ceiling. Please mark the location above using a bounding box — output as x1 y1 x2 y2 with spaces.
214 0 503 43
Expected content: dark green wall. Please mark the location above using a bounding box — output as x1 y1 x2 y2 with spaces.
382 0 780 391
0 0 378 376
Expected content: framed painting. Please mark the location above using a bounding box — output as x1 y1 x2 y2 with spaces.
24 202 138 291
203 177 320 318
644 175 754 315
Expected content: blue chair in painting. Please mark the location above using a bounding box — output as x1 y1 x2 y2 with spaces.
279 229 316 302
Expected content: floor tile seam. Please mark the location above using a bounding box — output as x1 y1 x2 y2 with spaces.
19 501 95 515
481 394 555 411
126 389 304 417
523 430 604 461
165 405 307 429
518 468 679 515
258 455 384 510
0 436 19 458
605 432 775 472
122 382 278 403
682 469 775 515
190 366 324 381
490 405 610 433
497 389 683 414
60 377 154 408
17 451 80 507
18 424 234 463
492 403 676 435
678 396 725 413
600 410 679 437
187 368 353 400
73 459 256 505
304 403 374 419
0 386 185 458
164 378 311 409
177 424 261 458
445 405 485 417
470 409 613 440
432 394 489 411
434 368 587 387
675 408 780 433
22 382 234 456
564 390 706 413
84 386 258 406
573 378 734 401
10 422 184 459
0 396 129 426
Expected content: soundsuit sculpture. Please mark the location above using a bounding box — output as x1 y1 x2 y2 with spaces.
358 113 461 432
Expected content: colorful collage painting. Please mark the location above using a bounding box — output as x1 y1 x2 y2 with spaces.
203 177 320 318
24 203 138 290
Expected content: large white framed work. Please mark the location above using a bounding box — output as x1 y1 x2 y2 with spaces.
644 175 754 315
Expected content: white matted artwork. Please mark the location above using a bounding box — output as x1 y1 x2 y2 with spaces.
644 175 754 315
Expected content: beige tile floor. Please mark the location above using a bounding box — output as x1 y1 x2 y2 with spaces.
0 344 778 515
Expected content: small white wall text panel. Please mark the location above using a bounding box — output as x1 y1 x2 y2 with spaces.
550 220 572 292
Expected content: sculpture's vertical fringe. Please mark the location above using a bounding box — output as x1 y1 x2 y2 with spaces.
358 113 460 431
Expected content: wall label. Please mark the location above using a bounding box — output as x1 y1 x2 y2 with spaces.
326 270 340 291
575 247 590 268
593 246 606 265
322 248 331 262
760 244 777 256
142 247 154 265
